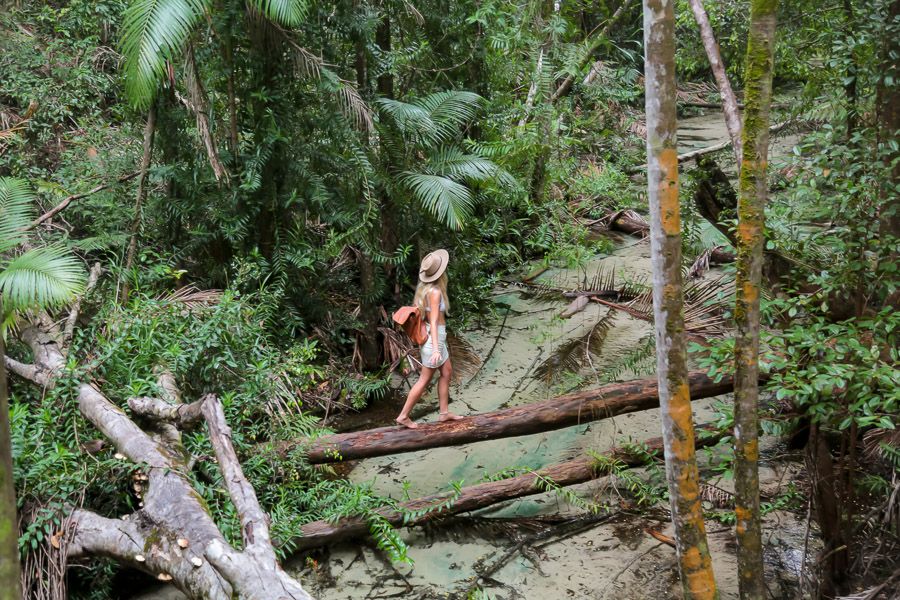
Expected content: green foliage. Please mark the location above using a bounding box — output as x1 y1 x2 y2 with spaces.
589 447 669 508
0 178 85 330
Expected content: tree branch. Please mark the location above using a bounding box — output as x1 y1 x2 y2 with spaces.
200 395 274 559
128 396 205 429
550 0 635 103
3 355 46 386
26 173 140 230
63 262 102 346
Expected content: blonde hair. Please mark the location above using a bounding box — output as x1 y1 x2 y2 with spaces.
414 273 450 315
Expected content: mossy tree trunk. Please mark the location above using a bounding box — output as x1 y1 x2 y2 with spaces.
733 1 778 598
0 298 23 600
642 1 718 598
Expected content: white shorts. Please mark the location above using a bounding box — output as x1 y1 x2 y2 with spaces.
421 325 449 368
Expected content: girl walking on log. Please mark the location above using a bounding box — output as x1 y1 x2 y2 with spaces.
396 249 464 429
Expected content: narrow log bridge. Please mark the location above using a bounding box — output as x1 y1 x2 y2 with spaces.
301 371 734 464
288 426 723 551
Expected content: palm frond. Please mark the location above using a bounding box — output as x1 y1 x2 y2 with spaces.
415 91 483 142
426 147 516 187
245 0 308 27
446 332 481 383
0 246 85 311
0 177 35 252
400 172 474 230
120 0 208 108
534 311 615 383
376 98 438 142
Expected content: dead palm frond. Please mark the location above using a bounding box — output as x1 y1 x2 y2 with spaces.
605 274 733 338
446 331 481 383
158 285 223 308
534 311 615 383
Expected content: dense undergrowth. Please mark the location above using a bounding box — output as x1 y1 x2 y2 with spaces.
1 0 898 597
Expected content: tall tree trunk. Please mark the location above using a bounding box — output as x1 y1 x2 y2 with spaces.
687 0 743 164
223 33 240 157
642 2 718 598
376 10 393 98
122 104 157 302
877 0 899 310
733 1 778 598
0 299 23 600
355 250 382 371
843 0 858 138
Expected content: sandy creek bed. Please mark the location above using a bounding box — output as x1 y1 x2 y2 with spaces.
133 111 818 599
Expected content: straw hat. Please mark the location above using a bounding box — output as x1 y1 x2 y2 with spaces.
419 249 449 283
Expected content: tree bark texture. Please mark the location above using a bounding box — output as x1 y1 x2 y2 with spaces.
7 316 314 599
0 299 23 600
642 1 719 598
123 104 157 301
290 426 724 551
733 2 777 597
302 371 735 464
687 0 743 165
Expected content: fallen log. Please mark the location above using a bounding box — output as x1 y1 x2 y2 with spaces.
299 371 734 464
288 426 724 551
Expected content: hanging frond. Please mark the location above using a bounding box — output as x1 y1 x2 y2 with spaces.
0 246 85 312
245 0 308 27
120 0 209 108
0 177 35 252
534 311 615 383
399 172 474 230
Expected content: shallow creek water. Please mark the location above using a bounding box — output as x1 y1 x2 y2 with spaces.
134 111 816 599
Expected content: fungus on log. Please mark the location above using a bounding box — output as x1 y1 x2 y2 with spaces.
300 371 735 464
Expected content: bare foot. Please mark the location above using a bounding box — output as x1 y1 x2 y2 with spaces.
396 416 419 429
438 412 464 422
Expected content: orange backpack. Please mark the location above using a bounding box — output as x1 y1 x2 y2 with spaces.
392 306 428 345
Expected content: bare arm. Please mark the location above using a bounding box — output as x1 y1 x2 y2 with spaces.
428 290 441 365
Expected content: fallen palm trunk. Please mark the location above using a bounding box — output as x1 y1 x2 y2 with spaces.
300 371 734 464
289 426 723 551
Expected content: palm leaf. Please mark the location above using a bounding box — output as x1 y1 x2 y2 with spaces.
400 172 474 230
245 0 308 26
534 312 615 383
0 177 34 252
415 91 483 143
0 246 85 312
426 147 516 187
376 98 438 142
120 0 208 108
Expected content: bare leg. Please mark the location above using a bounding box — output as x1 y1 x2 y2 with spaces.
437 359 463 421
397 366 435 429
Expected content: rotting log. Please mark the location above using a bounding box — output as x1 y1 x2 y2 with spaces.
299 371 735 464
289 426 724 551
